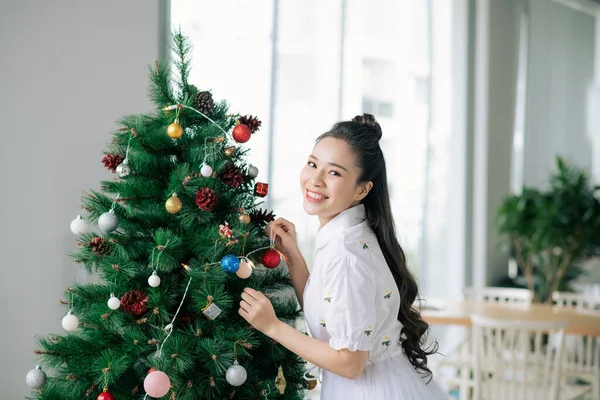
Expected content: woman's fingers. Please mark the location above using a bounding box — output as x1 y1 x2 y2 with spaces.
241 291 258 304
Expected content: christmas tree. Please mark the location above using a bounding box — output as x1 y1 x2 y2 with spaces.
26 31 307 400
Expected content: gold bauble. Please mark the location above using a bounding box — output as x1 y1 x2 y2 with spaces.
238 213 251 224
167 121 183 139
166 194 182 214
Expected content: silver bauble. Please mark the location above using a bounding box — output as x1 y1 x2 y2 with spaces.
116 159 131 178
98 210 118 233
70 215 87 235
248 165 259 178
225 360 247 386
26 365 47 389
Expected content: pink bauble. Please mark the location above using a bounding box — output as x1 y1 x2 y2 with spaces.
144 371 171 398
236 261 253 279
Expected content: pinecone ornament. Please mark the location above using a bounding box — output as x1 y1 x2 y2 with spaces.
196 188 218 211
102 154 125 173
194 91 214 115
120 290 149 317
88 237 110 256
220 164 245 188
238 115 262 133
249 209 275 228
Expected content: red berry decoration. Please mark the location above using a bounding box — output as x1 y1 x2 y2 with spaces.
97 389 116 400
232 124 252 143
261 249 281 269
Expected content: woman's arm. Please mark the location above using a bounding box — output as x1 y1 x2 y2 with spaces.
268 219 310 308
284 250 310 308
240 288 368 380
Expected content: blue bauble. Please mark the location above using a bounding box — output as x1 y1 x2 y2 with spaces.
220 254 240 273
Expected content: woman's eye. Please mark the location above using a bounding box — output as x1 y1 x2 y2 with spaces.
329 171 341 176
307 161 316 168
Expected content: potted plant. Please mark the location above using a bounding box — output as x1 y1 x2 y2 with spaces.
497 156 600 303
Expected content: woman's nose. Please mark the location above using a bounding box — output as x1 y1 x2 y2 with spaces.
310 170 325 187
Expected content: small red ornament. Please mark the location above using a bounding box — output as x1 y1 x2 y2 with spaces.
254 182 269 197
148 367 157 374
261 249 281 269
97 388 116 400
232 124 252 143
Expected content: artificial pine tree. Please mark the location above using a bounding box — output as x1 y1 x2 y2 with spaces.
26 31 308 400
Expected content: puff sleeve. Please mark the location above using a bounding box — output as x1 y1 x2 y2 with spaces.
321 255 377 352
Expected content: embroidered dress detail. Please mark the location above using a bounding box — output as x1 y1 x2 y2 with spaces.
364 325 373 336
384 289 392 299
324 292 332 303
381 335 391 347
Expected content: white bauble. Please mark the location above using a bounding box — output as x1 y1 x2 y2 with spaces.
148 271 161 288
70 215 87 235
61 311 79 331
107 294 121 310
200 163 213 177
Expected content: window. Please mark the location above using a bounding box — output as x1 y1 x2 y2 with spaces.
171 0 464 300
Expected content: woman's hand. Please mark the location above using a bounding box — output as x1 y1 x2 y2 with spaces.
239 288 280 336
266 218 300 259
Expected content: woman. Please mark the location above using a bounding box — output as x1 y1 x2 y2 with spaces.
239 114 448 399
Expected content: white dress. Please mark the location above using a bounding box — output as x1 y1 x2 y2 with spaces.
303 205 449 400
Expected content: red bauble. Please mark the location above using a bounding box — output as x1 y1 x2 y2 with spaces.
232 124 251 143
97 389 116 400
261 249 281 269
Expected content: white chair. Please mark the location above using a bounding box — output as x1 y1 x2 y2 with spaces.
552 291 600 400
471 314 587 400
463 287 533 305
438 287 533 399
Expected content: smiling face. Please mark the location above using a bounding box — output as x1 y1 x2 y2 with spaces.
300 137 373 226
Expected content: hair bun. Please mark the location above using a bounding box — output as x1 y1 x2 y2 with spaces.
352 113 383 141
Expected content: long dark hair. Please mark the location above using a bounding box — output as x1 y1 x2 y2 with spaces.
317 113 438 379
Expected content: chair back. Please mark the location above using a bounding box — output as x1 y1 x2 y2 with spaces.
464 287 533 305
471 314 568 400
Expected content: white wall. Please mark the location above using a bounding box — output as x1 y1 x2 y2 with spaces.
472 0 520 288
472 0 597 287
0 1 162 397
522 0 596 188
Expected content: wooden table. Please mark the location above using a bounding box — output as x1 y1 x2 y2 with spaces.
422 300 600 336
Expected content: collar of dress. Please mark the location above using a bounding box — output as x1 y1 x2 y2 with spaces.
314 204 366 250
